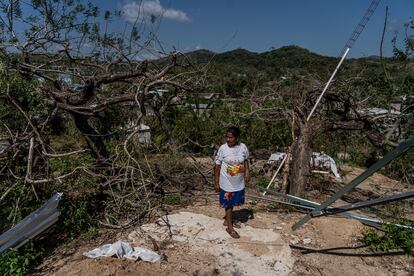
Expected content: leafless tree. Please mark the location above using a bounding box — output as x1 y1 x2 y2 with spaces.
0 0 198 226
240 74 407 196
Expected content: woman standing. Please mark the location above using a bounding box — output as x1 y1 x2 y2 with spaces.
214 126 250 239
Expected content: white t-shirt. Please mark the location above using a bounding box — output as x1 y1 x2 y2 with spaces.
215 143 249 192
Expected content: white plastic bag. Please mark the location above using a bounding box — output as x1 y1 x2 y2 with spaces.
83 240 160 263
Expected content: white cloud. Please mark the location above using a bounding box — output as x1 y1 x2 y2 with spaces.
122 0 190 23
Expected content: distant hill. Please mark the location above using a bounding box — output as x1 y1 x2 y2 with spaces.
184 45 390 63
213 48 261 64
184 49 215 63
167 46 398 77
183 45 340 74
183 45 402 66
171 45 412 101
185 45 331 63
175 45 408 97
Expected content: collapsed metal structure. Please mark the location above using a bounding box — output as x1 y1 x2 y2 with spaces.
247 136 414 231
292 136 414 230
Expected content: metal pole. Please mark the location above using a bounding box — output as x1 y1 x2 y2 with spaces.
247 193 315 210
248 193 386 228
259 187 320 208
323 191 414 216
257 187 382 226
306 47 350 122
263 154 287 195
248 190 413 230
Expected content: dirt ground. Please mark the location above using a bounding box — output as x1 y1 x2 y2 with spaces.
34 163 414 276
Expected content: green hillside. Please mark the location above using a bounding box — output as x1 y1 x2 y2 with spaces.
181 45 412 102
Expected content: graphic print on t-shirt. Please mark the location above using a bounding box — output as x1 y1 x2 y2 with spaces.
226 160 244 176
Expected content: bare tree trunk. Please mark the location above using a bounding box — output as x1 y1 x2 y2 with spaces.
288 123 313 196
281 146 291 193
73 114 108 160
153 109 175 144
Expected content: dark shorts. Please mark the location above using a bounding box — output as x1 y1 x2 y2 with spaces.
219 188 245 208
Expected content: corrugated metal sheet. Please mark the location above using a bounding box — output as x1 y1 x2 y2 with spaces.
0 193 62 253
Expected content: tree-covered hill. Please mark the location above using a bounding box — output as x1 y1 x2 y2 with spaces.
185 45 406 74
182 45 412 99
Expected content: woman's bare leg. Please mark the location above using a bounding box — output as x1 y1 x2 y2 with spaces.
225 207 234 232
225 207 240 238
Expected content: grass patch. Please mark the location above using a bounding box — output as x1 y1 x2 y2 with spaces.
257 176 271 189
362 220 414 255
163 192 181 205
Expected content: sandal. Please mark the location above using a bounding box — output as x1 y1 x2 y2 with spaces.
226 228 240 239
223 220 241 228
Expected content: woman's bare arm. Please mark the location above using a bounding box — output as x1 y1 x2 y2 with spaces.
214 164 221 191
244 160 250 184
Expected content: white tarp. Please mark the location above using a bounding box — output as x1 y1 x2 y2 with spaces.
311 152 341 179
83 240 160 262
269 153 286 163
269 152 341 179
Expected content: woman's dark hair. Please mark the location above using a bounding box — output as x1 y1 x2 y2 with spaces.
226 126 240 139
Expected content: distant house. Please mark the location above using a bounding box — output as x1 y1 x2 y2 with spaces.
149 89 169 97
202 93 216 100
182 103 213 114
0 138 10 157
358 95 410 117
135 124 151 145
57 72 73 85
121 122 151 146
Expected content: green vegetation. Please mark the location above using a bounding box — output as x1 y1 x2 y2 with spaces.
257 176 271 189
163 192 181 205
362 220 414 254
0 243 44 276
57 198 98 240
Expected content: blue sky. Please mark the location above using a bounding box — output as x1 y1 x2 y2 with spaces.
31 0 414 58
